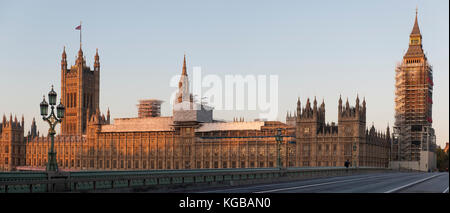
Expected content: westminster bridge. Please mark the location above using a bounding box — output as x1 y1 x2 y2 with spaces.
0 167 394 193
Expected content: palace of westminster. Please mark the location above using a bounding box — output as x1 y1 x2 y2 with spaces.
0 12 436 172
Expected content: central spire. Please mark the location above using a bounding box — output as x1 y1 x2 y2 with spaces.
404 9 425 59
182 54 187 76
62 46 66 59
411 8 421 36
176 54 191 104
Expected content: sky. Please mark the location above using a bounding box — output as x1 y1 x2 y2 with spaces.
0 0 448 148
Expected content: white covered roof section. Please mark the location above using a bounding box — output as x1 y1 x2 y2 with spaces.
196 121 265 132
101 116 174 132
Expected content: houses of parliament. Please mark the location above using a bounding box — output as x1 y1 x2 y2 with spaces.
1 19 417 173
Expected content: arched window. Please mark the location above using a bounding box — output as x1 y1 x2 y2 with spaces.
68 93 71 108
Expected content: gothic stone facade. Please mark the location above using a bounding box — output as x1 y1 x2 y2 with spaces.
0 48 390 171
287 96 391 168
0 115 26 171
2 97 390 172
14 116 295 171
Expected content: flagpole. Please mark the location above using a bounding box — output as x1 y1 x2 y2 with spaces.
80 21 82 49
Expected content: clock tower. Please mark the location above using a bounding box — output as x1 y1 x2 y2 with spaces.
394 9 435 162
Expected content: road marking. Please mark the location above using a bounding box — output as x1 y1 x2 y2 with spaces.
384 174 442 193
254 174 399 193
443 187 449 193
197 173 397 193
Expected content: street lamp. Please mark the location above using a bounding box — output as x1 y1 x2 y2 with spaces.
40 85 65 172
275 128 283 169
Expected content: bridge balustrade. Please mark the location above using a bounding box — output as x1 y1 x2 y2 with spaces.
0 167 390 193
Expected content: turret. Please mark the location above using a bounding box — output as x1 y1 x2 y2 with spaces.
386 123 391 140
296 97 326 136
337 96 367 138
61 46 67 70
355 94 360 112
106 107 110 124
313 96 317 109
60 46 67 135
30 117 37 138
94 48 100 71
76 47 84 65
362 97 366 111
319 98 326 123
313 96 318 115
305 98 311 116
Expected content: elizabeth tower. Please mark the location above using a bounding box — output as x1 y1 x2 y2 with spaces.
394 11 434 161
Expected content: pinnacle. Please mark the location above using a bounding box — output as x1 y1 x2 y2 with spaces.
411 10 421 36
182 54 187 76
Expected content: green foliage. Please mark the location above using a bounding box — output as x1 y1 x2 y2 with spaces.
436 148 449 172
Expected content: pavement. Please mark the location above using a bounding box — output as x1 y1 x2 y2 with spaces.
187 172 449 193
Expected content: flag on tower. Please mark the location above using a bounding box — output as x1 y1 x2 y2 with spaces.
76 22 82 48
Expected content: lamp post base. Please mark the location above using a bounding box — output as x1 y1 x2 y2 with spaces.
46 151 58 172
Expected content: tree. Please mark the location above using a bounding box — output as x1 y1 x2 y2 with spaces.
436 147 449 172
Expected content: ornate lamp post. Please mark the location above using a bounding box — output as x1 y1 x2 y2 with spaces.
40 85 65 172
275 128 283 169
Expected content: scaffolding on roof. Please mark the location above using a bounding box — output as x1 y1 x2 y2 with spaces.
137 99 163 118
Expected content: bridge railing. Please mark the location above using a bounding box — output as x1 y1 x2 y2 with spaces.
0 167 390 193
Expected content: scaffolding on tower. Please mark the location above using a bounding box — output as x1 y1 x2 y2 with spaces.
394 59 434 162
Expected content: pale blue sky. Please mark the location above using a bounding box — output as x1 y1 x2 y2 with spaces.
0 0 448 147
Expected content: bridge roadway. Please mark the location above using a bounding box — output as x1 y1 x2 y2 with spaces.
185 172 449 193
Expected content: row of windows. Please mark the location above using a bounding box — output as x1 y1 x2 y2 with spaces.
2 158 385 170
317 161 337 167
26 159 294 170
406 59 422 64
25 145 289 156
67 93 77 108
83 93 93 108
0 146 25 154
66 123 77 133
318 144 337 151
303 144 346 152
2 157 22 165
1 133 23 141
